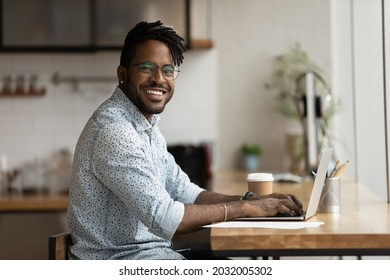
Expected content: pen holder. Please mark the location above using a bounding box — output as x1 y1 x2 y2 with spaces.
318 177 340 213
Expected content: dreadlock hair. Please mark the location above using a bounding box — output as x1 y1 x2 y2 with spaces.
120 21 186 68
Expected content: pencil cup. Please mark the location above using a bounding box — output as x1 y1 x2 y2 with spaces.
318 177 340 213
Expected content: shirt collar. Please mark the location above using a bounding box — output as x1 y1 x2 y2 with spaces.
113 87 160 131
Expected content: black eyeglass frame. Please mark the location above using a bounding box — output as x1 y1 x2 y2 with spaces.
129 61 180 80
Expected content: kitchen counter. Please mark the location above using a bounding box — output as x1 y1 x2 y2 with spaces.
0 193 68 212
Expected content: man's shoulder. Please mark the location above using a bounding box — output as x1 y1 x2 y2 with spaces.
92 97 134 128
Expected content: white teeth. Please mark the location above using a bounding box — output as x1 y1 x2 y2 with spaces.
145 90 163 96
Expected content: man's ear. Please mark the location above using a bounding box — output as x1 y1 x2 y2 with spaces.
117 65 127 83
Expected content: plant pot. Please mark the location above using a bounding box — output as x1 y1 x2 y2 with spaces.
243 155 259 171
286 132 304 175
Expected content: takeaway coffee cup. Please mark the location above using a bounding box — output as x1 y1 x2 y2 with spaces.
318 177 340 213
247 173 274 196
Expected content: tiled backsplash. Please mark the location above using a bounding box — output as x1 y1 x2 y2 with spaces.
0 50 218 179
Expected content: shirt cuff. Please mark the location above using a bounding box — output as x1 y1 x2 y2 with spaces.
150 200 184 240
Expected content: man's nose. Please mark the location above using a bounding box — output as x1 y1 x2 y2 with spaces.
151 68 167 83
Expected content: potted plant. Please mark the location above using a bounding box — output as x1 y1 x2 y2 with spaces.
241 143 263 171
265 43 340 174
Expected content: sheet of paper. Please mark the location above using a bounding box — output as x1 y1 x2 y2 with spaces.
204 221 324 230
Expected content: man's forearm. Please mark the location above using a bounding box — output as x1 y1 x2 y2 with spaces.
194 190 241 204
176 201 247 234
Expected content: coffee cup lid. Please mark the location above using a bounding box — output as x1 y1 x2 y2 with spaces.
247 173 274 182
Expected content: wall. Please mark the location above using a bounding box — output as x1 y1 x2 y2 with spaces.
352 0 387 199
0 0 330 178
0 53 115 170
331 0 388 199
212 0 331 171
385 0 390 202
0 50 218 176
159 49 218 145
330 0 356 180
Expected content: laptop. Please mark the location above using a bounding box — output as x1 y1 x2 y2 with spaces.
235 147 333 221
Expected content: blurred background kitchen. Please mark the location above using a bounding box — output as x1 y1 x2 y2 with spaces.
0 0 389 259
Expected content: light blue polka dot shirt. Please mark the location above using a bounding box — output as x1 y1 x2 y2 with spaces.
67 87 204 259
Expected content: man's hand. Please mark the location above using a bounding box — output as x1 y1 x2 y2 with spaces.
247 193 304 217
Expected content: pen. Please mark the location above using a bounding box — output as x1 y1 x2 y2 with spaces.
333 160 349 177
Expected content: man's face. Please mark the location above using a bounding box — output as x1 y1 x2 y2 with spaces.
118 40 175 122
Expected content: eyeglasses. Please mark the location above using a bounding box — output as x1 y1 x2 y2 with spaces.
130 61 180 80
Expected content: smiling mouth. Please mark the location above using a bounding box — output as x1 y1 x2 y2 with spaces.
145 89 165 96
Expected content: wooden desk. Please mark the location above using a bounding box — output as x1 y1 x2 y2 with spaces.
210 171 390 258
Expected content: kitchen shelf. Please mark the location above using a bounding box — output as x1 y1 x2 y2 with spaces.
190 39 213 49
51 72 116 92
0 91 46 98
0 0 213 52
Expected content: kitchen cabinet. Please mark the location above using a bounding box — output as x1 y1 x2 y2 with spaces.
0 193 68 260
0 0 92 51
0 0 212 52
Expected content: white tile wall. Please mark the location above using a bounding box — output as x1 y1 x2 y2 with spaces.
212 0 331 171
0 0 331 174
0 50 218 170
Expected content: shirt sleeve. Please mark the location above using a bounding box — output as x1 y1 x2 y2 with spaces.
164 151 205 204
92 124 184 240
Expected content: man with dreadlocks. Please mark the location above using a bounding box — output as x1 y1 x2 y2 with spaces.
68 21 303 260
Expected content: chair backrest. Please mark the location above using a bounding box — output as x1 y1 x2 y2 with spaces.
48 232 72 260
